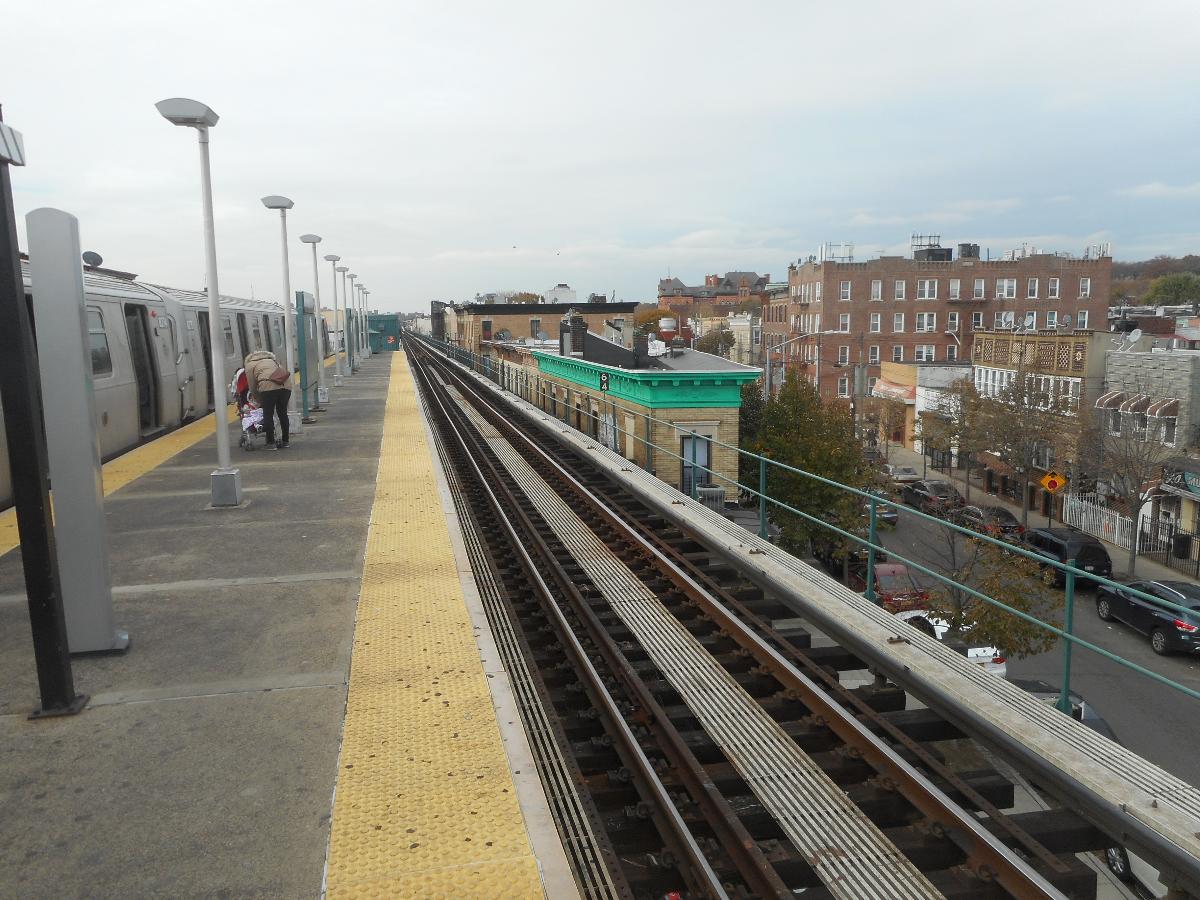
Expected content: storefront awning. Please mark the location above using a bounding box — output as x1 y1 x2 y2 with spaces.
871 378 916 403
1094 389 1126 409
1148 397 1180 418
1120 393 1151 413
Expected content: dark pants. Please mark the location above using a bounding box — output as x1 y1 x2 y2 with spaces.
261 389 290 444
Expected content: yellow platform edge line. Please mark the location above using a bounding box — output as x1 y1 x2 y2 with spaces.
323 352 542 899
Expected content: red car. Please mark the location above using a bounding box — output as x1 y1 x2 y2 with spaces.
850 563 928 611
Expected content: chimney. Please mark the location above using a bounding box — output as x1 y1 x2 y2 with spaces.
559 316 572 356
671 335 685 358
633 328 649 366
569 311 585 357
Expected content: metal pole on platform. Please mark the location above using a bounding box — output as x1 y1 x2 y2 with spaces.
360 286 371 357
346 272 357 373
0 113 86 717
300 235 327 406
262 196 302 434
325 254 344 386
156 98 241 507
296 292 311 420
337 266 352 372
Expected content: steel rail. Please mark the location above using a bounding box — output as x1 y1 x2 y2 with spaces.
425 342 1069 900
410 348 735 899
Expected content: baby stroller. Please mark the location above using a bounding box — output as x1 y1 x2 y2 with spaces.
232 368 267 451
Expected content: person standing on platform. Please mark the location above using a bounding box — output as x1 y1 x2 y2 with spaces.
244 349 291 450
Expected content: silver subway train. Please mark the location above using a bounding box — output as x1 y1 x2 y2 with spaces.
0 259 329 509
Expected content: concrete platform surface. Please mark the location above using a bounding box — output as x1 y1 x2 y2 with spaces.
0 358 390 898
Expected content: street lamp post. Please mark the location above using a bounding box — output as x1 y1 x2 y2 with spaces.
347 273 358 373
360 286 371 357
300 234 328 406
324 254 344 386
156 98 242 507
336 265 351 374
261 195 302 435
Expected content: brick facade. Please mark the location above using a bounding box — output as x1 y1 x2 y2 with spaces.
449 302 639 354
765 248 1111 401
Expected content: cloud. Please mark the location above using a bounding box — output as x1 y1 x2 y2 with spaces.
1118 182 1200 199
848 198 1021 228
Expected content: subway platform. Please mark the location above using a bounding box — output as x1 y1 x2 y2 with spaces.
0 353 568 899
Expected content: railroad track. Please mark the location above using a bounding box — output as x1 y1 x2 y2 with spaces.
407 338 1115 899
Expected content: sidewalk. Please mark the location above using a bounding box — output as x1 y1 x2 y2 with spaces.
885 445 1191 585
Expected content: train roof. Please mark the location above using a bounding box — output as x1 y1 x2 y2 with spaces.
19 258 283 312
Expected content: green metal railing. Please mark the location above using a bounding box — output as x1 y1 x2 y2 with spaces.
423 336 1200 715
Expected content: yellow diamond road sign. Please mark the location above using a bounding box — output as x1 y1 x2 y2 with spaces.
1040 471 1067 493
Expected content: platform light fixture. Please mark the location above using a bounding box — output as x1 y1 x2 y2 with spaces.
324 254 345 386
261 196 302 434
156 97 242 507
300 234 329 405
347 273 358 373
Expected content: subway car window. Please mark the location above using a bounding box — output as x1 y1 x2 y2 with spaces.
87 308 114 376
250 318 263 350
271 318 284 352
222 316 235 355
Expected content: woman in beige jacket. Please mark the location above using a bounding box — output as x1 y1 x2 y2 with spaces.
243 350 290 449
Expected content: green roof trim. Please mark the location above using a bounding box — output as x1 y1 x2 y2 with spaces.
533 352 760 408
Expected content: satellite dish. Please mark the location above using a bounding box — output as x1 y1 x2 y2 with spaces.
82 251 103 267
1128 328 1143 343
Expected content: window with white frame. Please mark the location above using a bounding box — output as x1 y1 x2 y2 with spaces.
838 345 850 365
1048 277 1060 299
914 344 936 361
1107 408 1122 435
949 278 960 300
996 278 1017 299
916 312 936 332
837 376 849 397
869 312 881 333
838 313 850 332
1045 310 1058 327
947 311 959 332
1161 417 1178 445
869 344 880 363
891 345 904 362
893 312 905 332
945 344 958 361
1077 309 1089 329
917 279 937 300
868 376 878 392
973 278 985 299
995 310 1014 328
972 311 984 328
894 279 906 300
840 280 851 301
1027 277 1039 299
815 282 823 301
1079 277 1091 298
871 279 882 301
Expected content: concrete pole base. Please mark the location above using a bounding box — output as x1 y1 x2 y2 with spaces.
317 387 330 403
333 374 344 386
71 628 130 656
210 468 244 507
288 411 304 435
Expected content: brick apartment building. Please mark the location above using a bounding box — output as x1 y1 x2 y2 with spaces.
763 240 1112 400
657 271 771 313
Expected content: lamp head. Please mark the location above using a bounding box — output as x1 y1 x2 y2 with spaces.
335 266 348 273
324 254 341 262
155 98 219 128
349 273 357 280
261 195 294 210
299 234 321 244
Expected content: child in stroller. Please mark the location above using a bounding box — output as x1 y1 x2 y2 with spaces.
232 368 267 450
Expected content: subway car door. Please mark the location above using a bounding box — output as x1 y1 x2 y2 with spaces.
123 303 160 436
146 304 180 428
197 310 214 409
161 295 197 420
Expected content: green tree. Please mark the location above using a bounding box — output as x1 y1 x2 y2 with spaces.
923 525 1060 659
760 371 865 555
1141 272 1200 307
738 381 765 493
695 329 735 357
915 377 984 501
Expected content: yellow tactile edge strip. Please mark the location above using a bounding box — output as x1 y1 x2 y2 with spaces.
0 407 237 558
323 352 543 899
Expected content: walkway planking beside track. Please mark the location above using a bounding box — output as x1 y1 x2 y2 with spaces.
449 388 945 900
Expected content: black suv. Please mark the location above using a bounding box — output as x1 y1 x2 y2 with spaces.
1096 580 1200 655
1022 528 1112 585
900 479 963 515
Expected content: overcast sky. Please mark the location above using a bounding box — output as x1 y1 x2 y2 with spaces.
6 0 1200 313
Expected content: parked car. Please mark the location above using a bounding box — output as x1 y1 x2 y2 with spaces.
812 532 887 579
862 496 899 528
1008 679 1167 898
952 504 1024 538
901 479 964 514
1022 527 1112 586
895 610 1007 677
849 563 928 611
883 464 921 484
1095 580 1200 655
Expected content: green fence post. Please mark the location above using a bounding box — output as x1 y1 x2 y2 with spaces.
866 494 879 604
689 429 698 500
1057 558 1077 714
758 457 768 540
